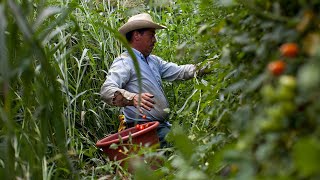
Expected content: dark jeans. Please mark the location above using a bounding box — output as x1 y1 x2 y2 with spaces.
156 122 171 148
126 121 171 148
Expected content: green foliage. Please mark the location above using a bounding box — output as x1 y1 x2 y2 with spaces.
1 0 320 179
164 0 320 179
0 0 77 178
150 0 320 179
293 137 320 177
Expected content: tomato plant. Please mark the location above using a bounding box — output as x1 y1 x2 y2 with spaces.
159 1 320 180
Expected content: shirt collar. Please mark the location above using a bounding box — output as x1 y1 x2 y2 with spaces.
131 48 149 62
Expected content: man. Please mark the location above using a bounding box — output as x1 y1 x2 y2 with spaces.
101 13 207 148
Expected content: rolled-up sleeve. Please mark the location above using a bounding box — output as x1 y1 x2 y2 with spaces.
100 58 136 106
155 56 196 81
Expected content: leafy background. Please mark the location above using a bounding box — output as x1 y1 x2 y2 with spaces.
0 0 320 179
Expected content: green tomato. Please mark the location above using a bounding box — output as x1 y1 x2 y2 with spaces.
297 63 320 92
266 106 284 121
236 139 248 150
260 119 283 132
279 75 296 90
276 86 295 101
280 102 295 114
260 84 276 103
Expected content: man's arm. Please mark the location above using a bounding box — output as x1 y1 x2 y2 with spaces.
155 56 212 81
100 58 136 106
100 58 155 111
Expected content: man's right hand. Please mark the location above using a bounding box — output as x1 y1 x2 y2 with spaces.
132 93 155 113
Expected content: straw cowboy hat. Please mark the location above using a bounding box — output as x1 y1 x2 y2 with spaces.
118 13 167 36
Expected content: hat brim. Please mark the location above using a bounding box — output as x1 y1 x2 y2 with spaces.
119 20 167 36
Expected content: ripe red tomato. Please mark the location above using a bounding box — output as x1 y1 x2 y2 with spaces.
268 60 286 76
136 124 145 130
280 43 299 58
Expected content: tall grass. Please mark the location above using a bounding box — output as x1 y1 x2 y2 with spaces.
0 0 77 178
1 0 159 178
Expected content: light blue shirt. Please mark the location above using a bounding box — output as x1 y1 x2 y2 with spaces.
101 48 196 123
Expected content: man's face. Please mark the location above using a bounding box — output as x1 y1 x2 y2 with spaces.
136 29 157 57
